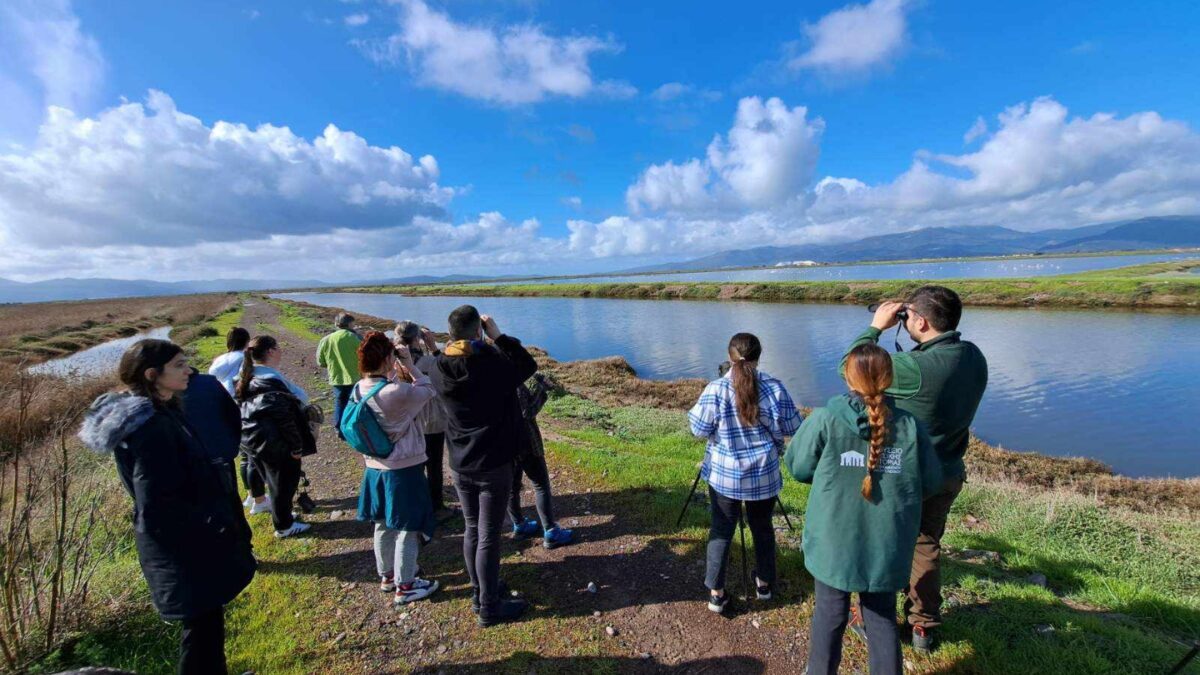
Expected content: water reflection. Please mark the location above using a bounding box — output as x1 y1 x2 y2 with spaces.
472 253 1197 286
27 327 172 380
276 293 1197 478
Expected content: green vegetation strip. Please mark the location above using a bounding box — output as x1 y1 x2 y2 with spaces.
541 394 1200 674
336 260 1200 309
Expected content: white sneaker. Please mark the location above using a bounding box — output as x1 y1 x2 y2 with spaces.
393 578 439 605
242 495 254 508
249 497 273 515
274 521 311 538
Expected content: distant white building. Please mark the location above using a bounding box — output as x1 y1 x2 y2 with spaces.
774 260 819 268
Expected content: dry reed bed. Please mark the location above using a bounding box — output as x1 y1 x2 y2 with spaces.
0 294 237 365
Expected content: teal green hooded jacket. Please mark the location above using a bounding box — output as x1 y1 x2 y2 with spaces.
785 394 943 593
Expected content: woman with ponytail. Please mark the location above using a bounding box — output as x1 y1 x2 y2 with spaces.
236 335 316 538
784 343 943 675
688 333 801 614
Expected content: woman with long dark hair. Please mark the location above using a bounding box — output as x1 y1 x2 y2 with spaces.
79 339 255 675
785 343 943 675
687 333 801 614
236 335 316 538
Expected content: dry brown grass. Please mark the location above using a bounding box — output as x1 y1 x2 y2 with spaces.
0 294 237 365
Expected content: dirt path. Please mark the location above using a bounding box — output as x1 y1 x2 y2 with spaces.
241 299 810 674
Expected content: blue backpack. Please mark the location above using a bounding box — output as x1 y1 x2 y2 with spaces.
340 381 393 459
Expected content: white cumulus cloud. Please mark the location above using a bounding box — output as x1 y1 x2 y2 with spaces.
356 0 633 105
627 97 824 213
789 0 911 74
0 90 452 248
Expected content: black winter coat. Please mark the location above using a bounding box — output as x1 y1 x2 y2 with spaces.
79 393 255 621
239 376 316 463
431 335 538 474
183 371 241 462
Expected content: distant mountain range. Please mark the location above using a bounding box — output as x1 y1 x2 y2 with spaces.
4 216 1198 304
620 215 1200 273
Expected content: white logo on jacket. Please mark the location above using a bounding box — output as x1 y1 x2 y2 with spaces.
839 450 865 467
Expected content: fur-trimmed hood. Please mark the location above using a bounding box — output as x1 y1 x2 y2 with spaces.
78 391 156 454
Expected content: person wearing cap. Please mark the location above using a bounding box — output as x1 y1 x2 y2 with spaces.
317 312 363 440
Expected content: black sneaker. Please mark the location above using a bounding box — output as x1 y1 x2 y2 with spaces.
847 605 867 642
707 591 730 614
753 571 772 601
478 598 528 627
911 625 934 654
470 580 511 614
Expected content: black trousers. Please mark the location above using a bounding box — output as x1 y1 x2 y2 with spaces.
808 579 901 675
453 465 512 611
705 487 776 590
179 607 226 675
256 454 301 530
238 450 265 499
424 432 446 510
507 452 555 530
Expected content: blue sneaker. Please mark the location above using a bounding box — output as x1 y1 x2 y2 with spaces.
543 525 575 550
512 518 541 538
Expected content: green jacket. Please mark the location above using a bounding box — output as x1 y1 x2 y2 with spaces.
316 329 362 386
785 394 943 593
841 327 988 480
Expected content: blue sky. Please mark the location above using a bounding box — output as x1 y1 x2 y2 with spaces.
1 0 1199 281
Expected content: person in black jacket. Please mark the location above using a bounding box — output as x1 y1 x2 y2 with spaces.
236 335 316 538
430 305 538 627
78 339 255 675
183 369 241 464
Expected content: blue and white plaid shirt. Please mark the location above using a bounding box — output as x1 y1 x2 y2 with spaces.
688 370 802 502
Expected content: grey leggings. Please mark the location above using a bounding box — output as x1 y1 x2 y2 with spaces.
373 523 421 584
507 452 555 529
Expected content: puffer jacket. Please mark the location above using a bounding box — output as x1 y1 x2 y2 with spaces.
239 376 316 462
78 392 256 621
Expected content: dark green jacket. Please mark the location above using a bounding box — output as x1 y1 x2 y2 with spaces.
785 394 943 593
841 327 988 479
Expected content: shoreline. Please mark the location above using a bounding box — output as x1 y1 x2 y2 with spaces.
314 260 1200 310
273 296 1199 510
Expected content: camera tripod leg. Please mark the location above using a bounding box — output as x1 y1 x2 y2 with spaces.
738 505 750 601
675 467 704 528
775 495 795 531
1167 640 1199 675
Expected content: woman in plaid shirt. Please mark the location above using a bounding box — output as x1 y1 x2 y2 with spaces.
688 333 802 614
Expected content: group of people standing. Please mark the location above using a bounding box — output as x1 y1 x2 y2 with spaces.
688 285 987 675
78 284 985 675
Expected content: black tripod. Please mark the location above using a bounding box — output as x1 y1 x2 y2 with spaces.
675 466 794 599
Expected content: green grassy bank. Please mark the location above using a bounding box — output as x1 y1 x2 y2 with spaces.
333 260 1200 309
541 395 1200 674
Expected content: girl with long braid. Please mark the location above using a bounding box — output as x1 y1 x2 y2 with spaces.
785 343 943 675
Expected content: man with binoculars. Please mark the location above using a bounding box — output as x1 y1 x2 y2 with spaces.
842 285 989 654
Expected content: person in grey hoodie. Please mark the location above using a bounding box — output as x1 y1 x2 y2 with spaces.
353 331 440 605
79 339 255 675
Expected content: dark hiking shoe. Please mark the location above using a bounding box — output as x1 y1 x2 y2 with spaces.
707 591 730 614
471 580 511 614
478 598 528 627
911 625 934 654
297 491 316 514
847 605 867 642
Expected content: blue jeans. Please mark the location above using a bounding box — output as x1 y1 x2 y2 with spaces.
331 385 353 440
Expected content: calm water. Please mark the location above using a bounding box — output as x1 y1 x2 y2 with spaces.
27 327 172 380
474 252 1197 285
277 292 1199 478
